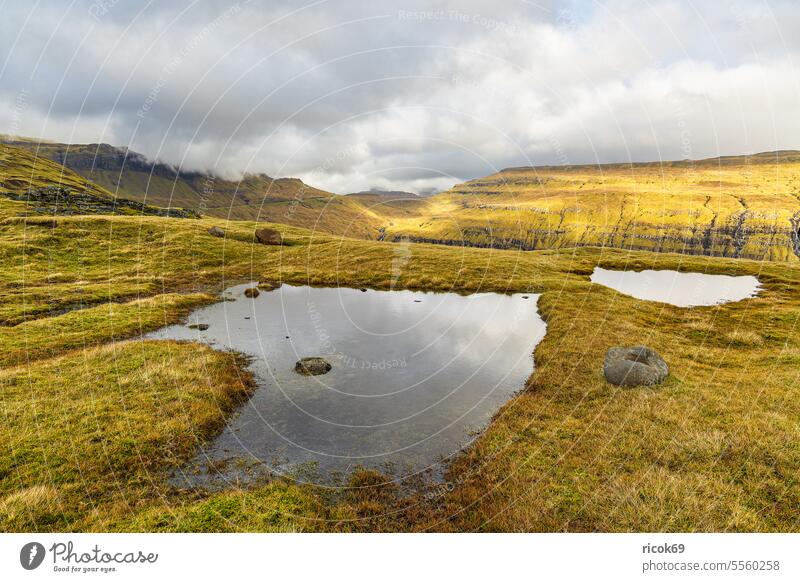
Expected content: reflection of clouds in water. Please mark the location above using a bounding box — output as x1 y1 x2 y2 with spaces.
590 268 761 307
146 284 545 482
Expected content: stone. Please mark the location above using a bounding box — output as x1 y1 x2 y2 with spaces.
207 226 225 238
188 323 209 330
244 287 260 298
294 357 332 376
603 346 668 387
254 227 282 245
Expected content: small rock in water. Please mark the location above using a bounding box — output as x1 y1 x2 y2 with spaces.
522 295 530 299
188 323 210 331
603 346 668 387
244 287 260 298
360 288 367 292
414 299 421 303
294 357 332 376
207 226 225 238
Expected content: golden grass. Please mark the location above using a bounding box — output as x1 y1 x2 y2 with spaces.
0 293 215 367
0 186 798 531
0 341 253 531
0 143 117 198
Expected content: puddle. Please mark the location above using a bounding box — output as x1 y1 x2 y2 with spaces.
590 267 761 307
146 284 545 486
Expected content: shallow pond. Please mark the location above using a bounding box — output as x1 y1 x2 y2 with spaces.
146 284 545 486
590 267 761 307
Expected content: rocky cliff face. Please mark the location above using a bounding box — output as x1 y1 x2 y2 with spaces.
380 154 800 262
390 203 796 261
1 186 199 218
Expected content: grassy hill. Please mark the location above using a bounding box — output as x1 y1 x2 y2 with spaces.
0 141 119 198
2 138 405 238
8 137 800 261
0 143 197 218
379 151 800 262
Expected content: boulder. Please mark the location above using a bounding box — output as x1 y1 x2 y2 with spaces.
294 357 332 376
188 323 209 331
254 227 283 245
243 287 260 298
207 226 225 238
603 346 668 387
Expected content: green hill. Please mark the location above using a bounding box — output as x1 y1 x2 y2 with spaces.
2 138 396 237
6 136 800 261
0 143 196 218
378 151 800 262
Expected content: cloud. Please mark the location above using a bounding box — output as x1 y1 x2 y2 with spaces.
0 0 798 193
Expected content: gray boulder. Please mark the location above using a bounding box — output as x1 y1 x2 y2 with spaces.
604 346 668 387
208 226 225 238
294 357 332 376
254 227 282 245
243 287 260 298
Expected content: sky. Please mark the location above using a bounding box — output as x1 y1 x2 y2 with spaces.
1 0 798 194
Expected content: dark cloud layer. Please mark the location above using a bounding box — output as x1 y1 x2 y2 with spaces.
1 0 798 192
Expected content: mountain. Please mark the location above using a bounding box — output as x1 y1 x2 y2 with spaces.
4 136 800 261
2 138 404 238
347 189 421 199
376 151 800 262
0 143 196 218
2 139 330 212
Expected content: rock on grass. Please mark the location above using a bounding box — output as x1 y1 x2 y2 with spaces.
603 346 668 387
255 227 282 245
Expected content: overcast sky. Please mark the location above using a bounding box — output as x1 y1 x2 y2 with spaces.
1 0 798 193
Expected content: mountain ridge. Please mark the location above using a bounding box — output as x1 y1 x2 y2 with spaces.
4 135 800 261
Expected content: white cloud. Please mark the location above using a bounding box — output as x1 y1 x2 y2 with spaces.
0 0 798 193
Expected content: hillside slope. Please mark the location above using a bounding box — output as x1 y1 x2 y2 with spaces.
0 144 196 218
3 138 402 238
6 137 800 260
380 151 800 262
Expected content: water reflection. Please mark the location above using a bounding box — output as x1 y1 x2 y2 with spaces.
590 267 761 307
146 284 545 485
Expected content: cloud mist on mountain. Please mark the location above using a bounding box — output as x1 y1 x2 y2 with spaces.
1 0 798 193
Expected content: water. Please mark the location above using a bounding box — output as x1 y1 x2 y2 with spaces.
590 267 761 307
146 283 545 486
